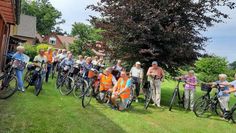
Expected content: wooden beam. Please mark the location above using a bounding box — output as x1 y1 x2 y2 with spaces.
0 1 12 6
1 11 14 17
0 6 14 12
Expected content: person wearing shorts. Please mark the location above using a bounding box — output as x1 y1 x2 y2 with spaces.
111 71 131 111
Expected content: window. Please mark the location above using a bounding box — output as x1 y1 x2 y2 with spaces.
49 37 56 45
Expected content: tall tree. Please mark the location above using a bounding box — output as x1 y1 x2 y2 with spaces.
21 0 65 35
88 0 235 72
69 22 103 55
229 61 236 70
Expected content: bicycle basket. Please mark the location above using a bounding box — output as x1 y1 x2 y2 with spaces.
71 65 80 74
88 70 96 78
201 83 212 91
63 65 70 72
27 64 36 71
13 60 26 70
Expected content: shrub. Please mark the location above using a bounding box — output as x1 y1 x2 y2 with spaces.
23 43 37 61
195 56 228 82
36 44 52 52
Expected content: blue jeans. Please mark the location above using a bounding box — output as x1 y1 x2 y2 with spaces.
15 70 24 89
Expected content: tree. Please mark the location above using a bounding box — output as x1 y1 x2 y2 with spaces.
21 0 65 35
69 22 103 55
88 0 235 72
229 61 236 70
195 56 228 82
53 26 68 36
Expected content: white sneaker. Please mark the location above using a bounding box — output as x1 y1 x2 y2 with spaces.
135 99 139 103
21 88 25 92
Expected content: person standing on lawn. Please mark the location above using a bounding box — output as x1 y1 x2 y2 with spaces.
129 61 144 102
44 47 53 83
146 61 165 107
12 46 27 92
177 70 197 111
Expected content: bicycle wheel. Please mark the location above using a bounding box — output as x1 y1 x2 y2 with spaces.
82 86 93 108
59 77 74 96
215 101 224 117
193 96 209 117
0 75 18 99
73 79 88 99
169 88 178 111
129 87 135 108
231 108 236 123
55 72 63 89
24 70 31 88
35 76 43 96
144 88 152 110
51 64 57 79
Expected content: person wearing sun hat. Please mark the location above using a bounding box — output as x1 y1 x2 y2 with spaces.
129 61 144 102
146 61 165 107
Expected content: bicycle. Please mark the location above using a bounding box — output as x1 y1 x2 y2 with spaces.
0 55 28 99
82 68 99 108
193 83 223 117
72 64 89 99
125 78 136 109
24 61 45 96
169 78 185 111
222 102 236 123
144 81 152 109
51 60 59 79
57 64 74 96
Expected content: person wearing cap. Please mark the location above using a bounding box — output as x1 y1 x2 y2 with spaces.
146 61 165 107
176 70 197 111
129 61 144 102
44 47 53 83
98 67 117 101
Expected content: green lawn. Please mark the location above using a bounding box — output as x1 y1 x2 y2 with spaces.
0 79 236 133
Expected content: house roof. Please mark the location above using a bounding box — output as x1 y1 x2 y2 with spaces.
0 0 20 24
57 35 75 46
36 32 43 43
16 14 36 38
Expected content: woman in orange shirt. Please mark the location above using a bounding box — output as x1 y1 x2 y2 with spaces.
44 47 53 83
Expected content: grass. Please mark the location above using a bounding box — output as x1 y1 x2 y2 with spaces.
0 79 236 133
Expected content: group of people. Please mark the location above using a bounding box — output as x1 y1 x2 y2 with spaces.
177 70 236 112
12 45 166 111
12 45 236 112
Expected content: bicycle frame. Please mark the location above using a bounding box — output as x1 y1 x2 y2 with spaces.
169 79 184 111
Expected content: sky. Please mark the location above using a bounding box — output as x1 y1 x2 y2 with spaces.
50 0 236 63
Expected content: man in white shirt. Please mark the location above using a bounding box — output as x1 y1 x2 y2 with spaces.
130 61 144 102
57 49 67 61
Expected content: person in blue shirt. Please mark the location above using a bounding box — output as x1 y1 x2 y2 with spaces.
59 53 75 68
213 74 230 111
12 46 27 92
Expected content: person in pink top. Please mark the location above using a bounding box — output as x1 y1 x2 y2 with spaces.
179 70 197 111
146 61 165 107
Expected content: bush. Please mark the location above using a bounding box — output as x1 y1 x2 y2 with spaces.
23 43 37 61
36 44 51 52
195 56 228 82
